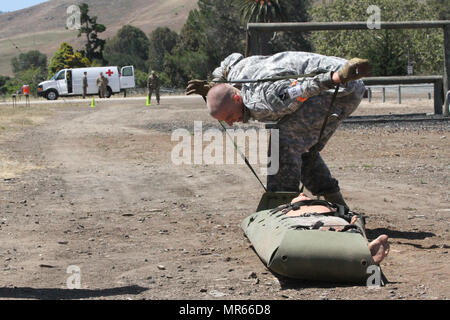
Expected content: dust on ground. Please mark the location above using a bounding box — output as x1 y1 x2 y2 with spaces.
0 95 448 300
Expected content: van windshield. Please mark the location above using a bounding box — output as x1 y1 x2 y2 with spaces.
51 71 66 81
50 72 59 81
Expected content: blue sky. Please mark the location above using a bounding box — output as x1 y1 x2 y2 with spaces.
0 0 48 12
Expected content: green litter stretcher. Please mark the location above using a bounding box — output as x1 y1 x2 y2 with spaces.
241 198 377 284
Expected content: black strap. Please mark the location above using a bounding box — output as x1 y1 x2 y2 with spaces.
218 120 267 192
202 95 268 192
271 198 361 224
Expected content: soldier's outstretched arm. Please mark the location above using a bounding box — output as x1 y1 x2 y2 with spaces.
291 59 370 100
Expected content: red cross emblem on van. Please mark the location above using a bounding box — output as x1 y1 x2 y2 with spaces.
106 69 114 77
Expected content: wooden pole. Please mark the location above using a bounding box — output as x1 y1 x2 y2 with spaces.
434 79 443 115
444 90 450 116
444 25 450 98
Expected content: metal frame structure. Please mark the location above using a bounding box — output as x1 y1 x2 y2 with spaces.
246 21 450 115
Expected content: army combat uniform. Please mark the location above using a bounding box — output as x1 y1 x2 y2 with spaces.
212 52 366 195
82 74 88 99
97 74 109 98
147 72 161 105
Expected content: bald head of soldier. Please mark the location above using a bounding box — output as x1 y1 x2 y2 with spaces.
206 84 244 126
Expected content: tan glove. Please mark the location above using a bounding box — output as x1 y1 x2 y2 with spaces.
338 58 371 84
185 80 213 96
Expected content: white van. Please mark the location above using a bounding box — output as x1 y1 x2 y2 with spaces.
38 66 135 100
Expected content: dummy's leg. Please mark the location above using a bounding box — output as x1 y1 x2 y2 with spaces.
368 235 390 265
350 215 390 265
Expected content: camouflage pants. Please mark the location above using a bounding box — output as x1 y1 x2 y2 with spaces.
148 88 160 103
267 83 365 195
99 86 107 98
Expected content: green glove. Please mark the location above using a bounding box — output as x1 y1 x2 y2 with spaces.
338 58 371 84
185 80 213 96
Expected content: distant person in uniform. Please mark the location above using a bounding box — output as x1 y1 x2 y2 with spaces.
147 70 161 105
97 72 109 98
82 72 88 99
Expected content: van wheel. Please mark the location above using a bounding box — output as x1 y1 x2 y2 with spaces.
106 87 112 98
46 90 58 100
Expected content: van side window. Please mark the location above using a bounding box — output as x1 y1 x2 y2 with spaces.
122 67 133 77
56 71 66 80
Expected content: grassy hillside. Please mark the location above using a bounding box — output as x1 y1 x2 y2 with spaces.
0 0 198 76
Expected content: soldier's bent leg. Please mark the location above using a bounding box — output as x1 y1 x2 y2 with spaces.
156 89 160 104
266 132 304 192
148 89 153 102
300 152 340 196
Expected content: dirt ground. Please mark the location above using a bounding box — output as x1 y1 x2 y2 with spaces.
0 94 448 300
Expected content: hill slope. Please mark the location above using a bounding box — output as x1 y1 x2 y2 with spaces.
0 0 198 76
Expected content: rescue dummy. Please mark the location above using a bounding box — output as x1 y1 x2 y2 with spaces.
241 193 389 284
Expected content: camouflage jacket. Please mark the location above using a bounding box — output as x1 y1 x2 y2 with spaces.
96 76 108 87
212 52 364 122
147 75 160 90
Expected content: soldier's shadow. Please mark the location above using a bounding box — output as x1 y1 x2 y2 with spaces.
365 228 436 241
0 285 148 300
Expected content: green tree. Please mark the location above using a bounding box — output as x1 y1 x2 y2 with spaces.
77 3 107 64
165 0 245 87
3 78 21 96
48 42 91 78
11 50 48 75
104 25 150 71
134 69 148 88
428 0 450 20
267 0 312 53
310 0 444 76
148 27 179 73
237 0 285 23
236 0 312 54
0 75 11 95
15 66 47 97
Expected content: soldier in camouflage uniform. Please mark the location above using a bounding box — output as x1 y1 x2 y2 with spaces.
96 72 109 98
186 52 370 207
147 71 161 105
82 72 88 99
